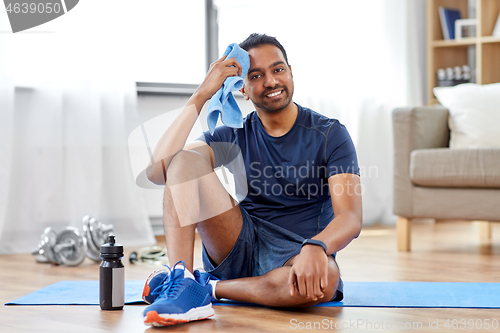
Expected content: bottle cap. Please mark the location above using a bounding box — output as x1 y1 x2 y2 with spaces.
100 234 124 258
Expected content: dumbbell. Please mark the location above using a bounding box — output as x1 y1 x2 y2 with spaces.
32 226 87 266
82 215 114 262
32 227 58 264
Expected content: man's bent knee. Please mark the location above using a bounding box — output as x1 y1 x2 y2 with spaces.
165 148 238 229
166 149 213 186
297 258 340 307
320 259 340 303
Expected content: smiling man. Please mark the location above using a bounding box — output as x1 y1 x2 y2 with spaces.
142 33 362 327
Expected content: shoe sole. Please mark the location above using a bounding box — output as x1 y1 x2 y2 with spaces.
144 304 215 327
142 270 167 304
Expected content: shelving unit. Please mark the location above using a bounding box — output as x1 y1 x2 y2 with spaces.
427 0 500 104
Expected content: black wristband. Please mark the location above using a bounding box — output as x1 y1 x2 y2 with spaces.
301 238 327 254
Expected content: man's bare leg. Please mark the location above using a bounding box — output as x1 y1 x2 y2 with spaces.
214 256 340 307
162 149 242 272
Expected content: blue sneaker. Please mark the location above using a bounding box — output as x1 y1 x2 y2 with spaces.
142 266 170 304
193 270 219 301
143 261 214 327
143 266 217 305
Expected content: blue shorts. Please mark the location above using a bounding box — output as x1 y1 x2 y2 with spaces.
202 206 343 301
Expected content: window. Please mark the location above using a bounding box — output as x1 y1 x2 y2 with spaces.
0 0 207 85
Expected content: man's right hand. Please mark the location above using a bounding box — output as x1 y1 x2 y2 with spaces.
193 55 243 105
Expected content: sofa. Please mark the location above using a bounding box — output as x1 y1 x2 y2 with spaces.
392 105 500 251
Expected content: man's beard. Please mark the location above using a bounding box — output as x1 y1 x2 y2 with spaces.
251 84 294 114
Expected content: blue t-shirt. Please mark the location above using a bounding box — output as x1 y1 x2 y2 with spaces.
198 103 359 239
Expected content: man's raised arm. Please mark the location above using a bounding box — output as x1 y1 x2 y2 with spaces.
146 55 242 185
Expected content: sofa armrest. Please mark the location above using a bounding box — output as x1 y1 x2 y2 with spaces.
392 106 450 217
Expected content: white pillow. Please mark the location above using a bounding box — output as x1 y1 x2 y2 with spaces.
433 83 500 149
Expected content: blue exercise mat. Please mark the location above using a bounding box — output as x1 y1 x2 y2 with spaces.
5 281 500 308
330 282 500 308
5 280 146 306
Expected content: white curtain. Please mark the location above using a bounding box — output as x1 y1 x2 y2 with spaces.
216 0 427 225
0 29 155 254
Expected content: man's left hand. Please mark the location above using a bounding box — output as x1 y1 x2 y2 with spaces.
288 245 329 301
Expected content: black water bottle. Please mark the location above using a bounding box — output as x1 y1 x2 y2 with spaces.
99 234 124 310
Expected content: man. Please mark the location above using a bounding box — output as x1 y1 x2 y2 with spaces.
142 33 362 327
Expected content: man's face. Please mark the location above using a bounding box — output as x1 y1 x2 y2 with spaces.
240 44 294 114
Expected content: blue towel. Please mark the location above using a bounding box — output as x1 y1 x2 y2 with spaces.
207 43 250 135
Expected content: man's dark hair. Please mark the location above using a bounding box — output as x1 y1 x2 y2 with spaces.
239 33 289 65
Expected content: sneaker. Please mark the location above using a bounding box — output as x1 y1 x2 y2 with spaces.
143 261 214 327
143 266 217 305
142 266 170 305
193 270 219 301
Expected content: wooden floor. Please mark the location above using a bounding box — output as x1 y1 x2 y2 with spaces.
1 220 499 333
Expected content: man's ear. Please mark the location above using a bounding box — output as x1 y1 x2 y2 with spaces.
240 85 250 100
289 64 293 76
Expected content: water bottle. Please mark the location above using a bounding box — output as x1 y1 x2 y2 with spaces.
99 234 124 310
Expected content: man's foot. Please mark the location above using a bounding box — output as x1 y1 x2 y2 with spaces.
194 270 220 301
143 266 218 305
143 261 214 327
142 266 169 304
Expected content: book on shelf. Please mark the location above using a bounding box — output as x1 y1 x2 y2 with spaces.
439 6 461 40
493 12 500 37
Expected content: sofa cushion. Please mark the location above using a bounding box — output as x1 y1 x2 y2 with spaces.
410 148 500 188
433 83 500 149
